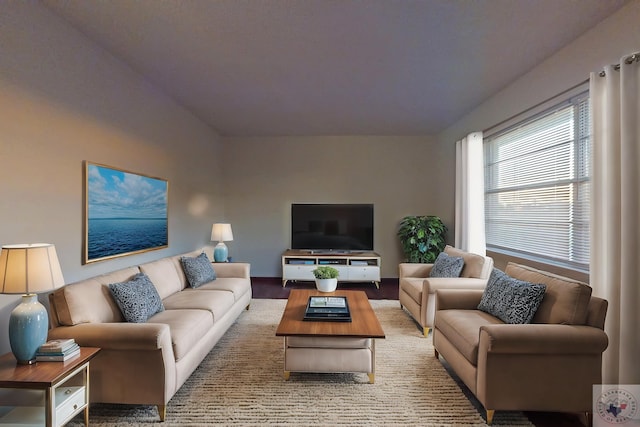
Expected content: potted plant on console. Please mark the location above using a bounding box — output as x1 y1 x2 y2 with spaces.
312 266 340 292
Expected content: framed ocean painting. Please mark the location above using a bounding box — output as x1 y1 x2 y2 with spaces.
84 162 168 264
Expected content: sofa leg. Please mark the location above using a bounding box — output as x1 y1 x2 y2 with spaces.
485 409 495 425
434 349 439 358
584 411 592 427
246 303 251 310
157 405 166 421
423 327 430 337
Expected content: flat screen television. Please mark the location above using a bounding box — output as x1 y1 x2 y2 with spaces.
291 203 374 252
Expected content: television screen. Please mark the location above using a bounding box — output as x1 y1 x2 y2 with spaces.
291 203 374 252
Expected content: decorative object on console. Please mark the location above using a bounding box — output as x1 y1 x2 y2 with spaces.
312 265 339 292
0 244 65 364
211 223 233 262
397 215 447 263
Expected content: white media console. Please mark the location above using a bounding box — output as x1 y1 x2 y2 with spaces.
281 249 381 288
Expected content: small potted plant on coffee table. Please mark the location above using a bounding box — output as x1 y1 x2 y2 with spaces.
312 266 339 292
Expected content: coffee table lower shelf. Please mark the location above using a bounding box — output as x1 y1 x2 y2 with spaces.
282 336 377 383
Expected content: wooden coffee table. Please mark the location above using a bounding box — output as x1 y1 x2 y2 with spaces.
275 289 385 383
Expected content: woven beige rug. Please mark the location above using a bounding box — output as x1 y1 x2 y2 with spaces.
69 299 533 426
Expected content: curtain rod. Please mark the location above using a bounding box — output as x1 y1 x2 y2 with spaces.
598 51 640 77
483 78 588 134
485 51 639 134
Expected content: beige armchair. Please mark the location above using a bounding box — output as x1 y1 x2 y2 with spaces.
433 262 608 424
399 245 493 336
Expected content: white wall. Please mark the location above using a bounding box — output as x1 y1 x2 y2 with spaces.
433 0 640 279
221 135 442 277
0 3 223 354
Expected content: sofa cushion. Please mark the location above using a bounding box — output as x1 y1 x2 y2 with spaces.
51 266 140 326
477 271 546 324
505 262 592 325
147 308 214 361
162 289 234 322
430 252 464 278
51 278 123 326
109 273 165 323
435 309 504 365
181 253 216 288
169 250 203 290
444 245 486 278
195 277 251 301
139 257 182 300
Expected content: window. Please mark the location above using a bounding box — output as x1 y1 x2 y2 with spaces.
484 93 590 271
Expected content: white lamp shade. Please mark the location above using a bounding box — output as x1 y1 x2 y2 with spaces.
211 223 233 242
0 244 65 294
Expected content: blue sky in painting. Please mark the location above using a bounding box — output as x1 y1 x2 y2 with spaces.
88 164 167 219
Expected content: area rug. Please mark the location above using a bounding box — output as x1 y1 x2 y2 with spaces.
69 299 533 426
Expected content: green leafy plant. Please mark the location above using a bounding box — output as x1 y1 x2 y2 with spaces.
312 266 340 279
397 215 447 263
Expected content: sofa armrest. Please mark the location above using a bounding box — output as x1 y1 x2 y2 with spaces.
212 262 250 279
435 289 484 311
399 263 433 278
47 322 172 351
479 324 609 354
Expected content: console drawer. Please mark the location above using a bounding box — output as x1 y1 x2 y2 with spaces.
55 386 86 424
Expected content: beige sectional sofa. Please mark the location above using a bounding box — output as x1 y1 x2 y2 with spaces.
433 262 608 424
46 250 252 421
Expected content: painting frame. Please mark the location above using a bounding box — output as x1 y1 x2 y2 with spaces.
84 161 169 264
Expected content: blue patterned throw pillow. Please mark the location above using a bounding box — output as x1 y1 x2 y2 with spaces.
429 252 464 278
478 269 546 324
109 273 164 323
181 252 216 288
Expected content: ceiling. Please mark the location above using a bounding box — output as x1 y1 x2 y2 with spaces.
42 0 628 137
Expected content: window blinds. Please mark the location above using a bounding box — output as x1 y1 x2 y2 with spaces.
484 93 590 270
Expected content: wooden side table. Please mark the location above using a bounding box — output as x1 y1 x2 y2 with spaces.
0 347 100 426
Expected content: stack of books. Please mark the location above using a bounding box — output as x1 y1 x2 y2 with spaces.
36 338 80 362
303 296 351 322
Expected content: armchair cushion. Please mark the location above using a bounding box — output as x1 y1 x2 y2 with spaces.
429 252 464 278
477 271 546 324
444 245 488 278
505 262 592 325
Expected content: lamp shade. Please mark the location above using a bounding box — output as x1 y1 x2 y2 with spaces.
211 223 233 242
0 243 65 364
0 244 65 294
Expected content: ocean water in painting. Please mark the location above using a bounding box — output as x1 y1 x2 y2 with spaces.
88 218 167 260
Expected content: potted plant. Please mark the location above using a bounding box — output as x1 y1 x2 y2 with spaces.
312 266 340 292
397 215 447 263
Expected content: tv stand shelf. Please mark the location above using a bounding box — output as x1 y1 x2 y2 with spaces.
282 250 381 288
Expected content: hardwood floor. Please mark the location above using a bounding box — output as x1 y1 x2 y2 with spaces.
251 277 587 427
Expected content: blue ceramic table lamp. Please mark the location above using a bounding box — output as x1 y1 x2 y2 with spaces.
211 223 233 262
0 244 65 364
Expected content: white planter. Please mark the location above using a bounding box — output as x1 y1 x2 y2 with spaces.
315 278 338 292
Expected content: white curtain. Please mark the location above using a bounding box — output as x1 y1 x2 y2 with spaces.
455 132 486 255
590 53 640 384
